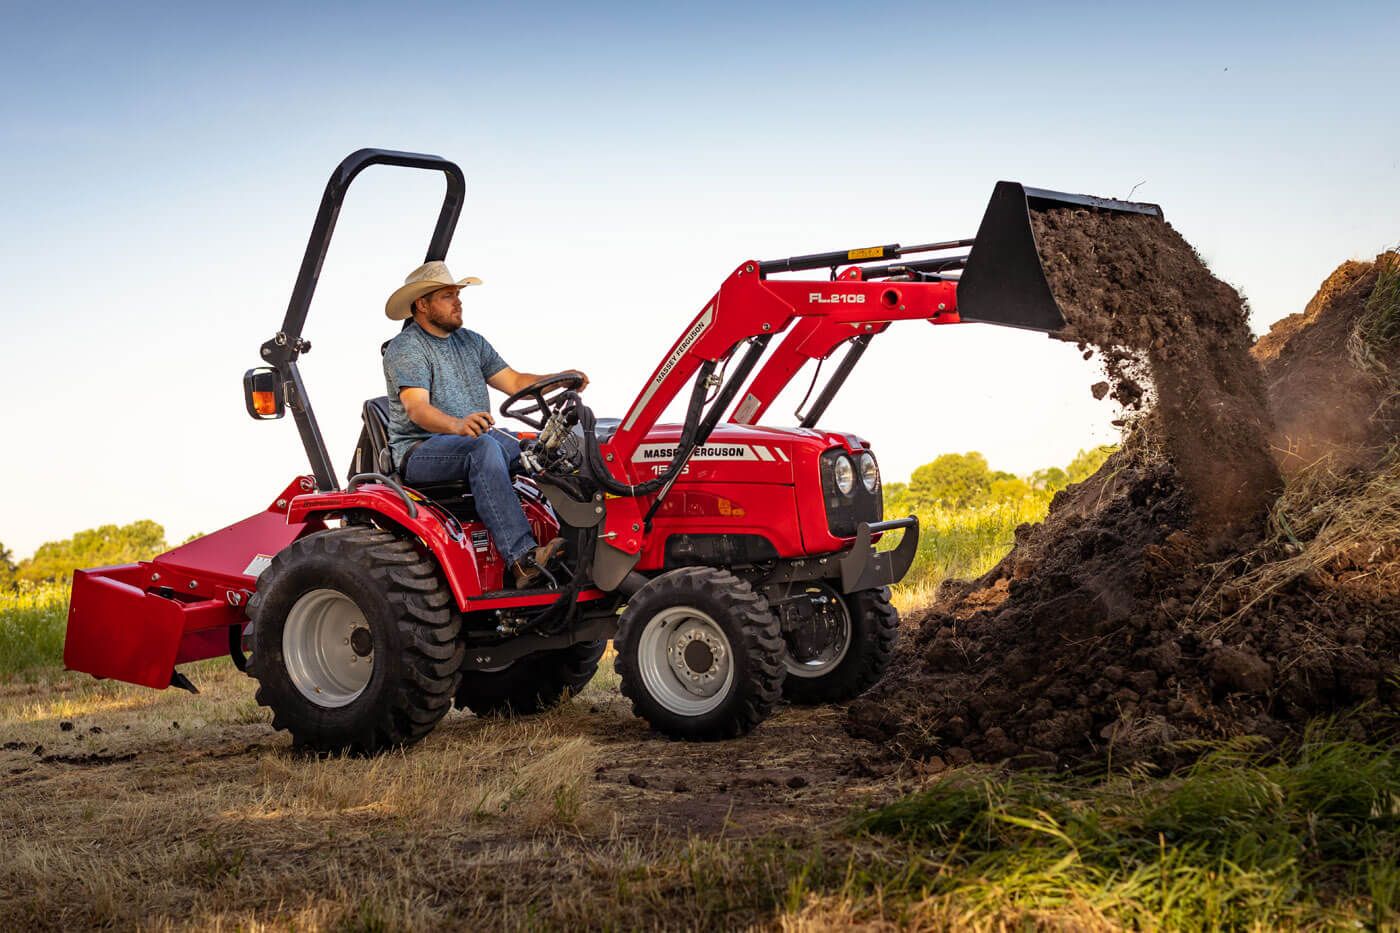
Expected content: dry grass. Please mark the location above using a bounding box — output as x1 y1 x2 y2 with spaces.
2 655 1393 929
0 661 895 930
0 663 619 929
1347 250 1400 378
1193 448 1400 634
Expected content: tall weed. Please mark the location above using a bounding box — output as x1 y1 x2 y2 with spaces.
0 583 69 677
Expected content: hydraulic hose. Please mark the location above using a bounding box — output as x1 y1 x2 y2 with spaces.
570 359 716 498
521 361 719 635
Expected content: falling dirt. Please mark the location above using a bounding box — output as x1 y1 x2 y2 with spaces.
850 250 1400 770
1032 208 1281 537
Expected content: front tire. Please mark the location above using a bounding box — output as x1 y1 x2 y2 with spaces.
780 585 898 704
247 526 463 754
455 640 605 717
615 567 784 740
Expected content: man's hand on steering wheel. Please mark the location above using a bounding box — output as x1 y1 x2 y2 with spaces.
499 371 588 429
561 369 589 390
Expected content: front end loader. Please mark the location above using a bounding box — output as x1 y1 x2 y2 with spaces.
64 149 1162 752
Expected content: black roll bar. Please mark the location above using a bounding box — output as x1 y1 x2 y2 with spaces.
259 149 467 492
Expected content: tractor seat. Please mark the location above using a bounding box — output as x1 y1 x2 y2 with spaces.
349 397 476 512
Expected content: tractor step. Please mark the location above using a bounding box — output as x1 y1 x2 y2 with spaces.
466 584 612 611
479 585 563 600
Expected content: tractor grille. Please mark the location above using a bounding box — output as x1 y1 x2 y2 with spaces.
819 448 883 538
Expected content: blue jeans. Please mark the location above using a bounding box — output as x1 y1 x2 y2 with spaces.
401 431 536 564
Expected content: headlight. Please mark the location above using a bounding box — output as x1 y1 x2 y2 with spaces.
833 455 855 495
859 452 879 492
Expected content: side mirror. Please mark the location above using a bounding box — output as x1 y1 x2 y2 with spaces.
243 367 285 420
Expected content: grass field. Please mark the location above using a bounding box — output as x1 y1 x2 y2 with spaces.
0 582 67 678
1 660 1393 929
888 496 1048 613
2 527 1394 929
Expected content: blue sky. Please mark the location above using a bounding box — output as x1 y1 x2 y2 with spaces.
1 0 1396 557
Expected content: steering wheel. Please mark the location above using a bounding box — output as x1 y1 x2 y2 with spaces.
499 372 586 429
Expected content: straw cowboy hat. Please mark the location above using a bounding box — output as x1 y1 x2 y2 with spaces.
384 261 483 321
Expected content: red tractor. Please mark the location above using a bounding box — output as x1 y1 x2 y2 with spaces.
63 149 1161 752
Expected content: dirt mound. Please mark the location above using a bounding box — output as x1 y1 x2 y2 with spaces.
851 251 1400 769
1255 257 1400 476
1032 208 1281 536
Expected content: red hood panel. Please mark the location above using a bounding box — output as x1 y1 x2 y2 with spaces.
627 423 866 485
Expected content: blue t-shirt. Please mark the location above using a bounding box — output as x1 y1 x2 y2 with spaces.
382 322 509 466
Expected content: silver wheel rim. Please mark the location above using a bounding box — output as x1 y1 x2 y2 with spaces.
636 606 734 716
282 588 373 708
782 584 852 679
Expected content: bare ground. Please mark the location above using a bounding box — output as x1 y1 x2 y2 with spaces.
0 658 909 930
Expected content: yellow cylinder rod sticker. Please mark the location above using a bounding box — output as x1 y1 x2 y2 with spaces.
847 246 884 260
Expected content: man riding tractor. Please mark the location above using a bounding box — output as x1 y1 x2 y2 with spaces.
61 149 1161 754
382 261 588 587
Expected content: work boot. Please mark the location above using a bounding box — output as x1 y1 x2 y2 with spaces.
511 537 566 589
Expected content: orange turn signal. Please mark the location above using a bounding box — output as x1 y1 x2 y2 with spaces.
252 390 279 416
243 367 285 420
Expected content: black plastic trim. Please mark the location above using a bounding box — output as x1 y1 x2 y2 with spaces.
838 517 919 591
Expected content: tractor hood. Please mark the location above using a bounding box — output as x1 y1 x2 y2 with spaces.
629 423 869 486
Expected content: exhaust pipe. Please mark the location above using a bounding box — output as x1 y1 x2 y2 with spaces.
958 181 1164 334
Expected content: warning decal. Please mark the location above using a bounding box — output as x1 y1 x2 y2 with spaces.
242 554 274 578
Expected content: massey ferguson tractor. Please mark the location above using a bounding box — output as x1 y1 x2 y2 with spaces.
63 149 1162 753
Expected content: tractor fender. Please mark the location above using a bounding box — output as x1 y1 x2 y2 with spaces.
286 485 490 607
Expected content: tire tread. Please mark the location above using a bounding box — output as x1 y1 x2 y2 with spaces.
247 527 463 754
615 567 784 740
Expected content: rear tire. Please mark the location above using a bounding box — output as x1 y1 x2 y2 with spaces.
781 586 898 704
615 567 784 740
455 640 605 717
247 526 463 754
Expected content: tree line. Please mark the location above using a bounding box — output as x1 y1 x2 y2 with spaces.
0 521 168 588
882 446 1115 516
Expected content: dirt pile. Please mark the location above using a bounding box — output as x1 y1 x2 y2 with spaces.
1033 208 1281 536
851 251 1400 769
1255 256 1400 477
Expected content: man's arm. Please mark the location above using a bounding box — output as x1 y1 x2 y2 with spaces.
399 387 495 437
487 366 590 395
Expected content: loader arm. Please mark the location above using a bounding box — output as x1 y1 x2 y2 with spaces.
726 269 965 427
604 272 962 470
565 180 1164 557
588 269 964 558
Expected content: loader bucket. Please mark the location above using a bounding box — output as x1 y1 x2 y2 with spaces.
957 181 1164 333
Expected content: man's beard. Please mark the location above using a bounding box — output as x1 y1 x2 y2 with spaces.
429 308 462 333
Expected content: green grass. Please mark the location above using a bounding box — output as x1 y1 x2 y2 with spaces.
0 583 69 678
845 717 1398 929
888 496 1049 613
